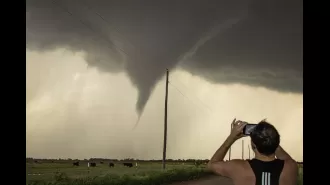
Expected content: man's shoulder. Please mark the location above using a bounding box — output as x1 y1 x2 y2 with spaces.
228 159 248 163
225 159 254 178
283 159 298 171
226 159 251 168
280 159 299 184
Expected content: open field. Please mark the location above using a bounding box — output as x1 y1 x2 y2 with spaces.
27 160 303 185
27 161 203 183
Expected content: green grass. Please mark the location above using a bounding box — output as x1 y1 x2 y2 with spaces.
27 162 303 185
297 165 303 185
26 162 194 182
27 165 211 185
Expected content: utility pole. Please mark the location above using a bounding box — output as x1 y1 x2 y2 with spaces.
228 123 232 160
248 145 251 160
162 69 169 169
242 140 244 160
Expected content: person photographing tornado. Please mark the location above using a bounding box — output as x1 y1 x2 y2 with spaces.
208 119 298 185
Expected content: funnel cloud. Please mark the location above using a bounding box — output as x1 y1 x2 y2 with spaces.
26 0 302 118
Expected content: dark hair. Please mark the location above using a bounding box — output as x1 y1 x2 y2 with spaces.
250 121 280 156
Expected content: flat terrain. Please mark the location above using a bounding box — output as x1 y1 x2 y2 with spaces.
26 161 200 183
27 161 303 184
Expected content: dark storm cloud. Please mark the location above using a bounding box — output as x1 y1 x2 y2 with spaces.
180 0 303 93
26 0 303 115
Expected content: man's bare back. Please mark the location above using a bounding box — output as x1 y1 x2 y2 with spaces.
224 159 297 185
207 119 298 185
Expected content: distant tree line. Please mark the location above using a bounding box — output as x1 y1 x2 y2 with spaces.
27 157 302 165
26 157 210 163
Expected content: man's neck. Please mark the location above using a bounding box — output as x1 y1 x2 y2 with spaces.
254 153 276 161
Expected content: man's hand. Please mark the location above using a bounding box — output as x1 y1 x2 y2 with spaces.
208 118 247 177
229 119 247 141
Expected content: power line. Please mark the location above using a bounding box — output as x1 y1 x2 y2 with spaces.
168 81 187 99
169 77 212 112
78 0 136 53
50 0 130 58
168 81 210 115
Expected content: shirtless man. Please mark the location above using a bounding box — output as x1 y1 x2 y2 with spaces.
207 119 298 185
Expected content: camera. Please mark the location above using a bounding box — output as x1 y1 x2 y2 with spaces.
243 123 257 135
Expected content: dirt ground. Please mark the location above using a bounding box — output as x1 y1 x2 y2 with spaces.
170 175 233 185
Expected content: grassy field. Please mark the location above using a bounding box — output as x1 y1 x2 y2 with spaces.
27 161 303 185
27 161 199 182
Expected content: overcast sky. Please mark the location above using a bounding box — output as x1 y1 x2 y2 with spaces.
26 49 302 160
26 0 302 160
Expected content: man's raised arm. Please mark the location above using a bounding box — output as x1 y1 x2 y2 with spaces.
275 145 294 161
207 119 247 177
208 135 235 164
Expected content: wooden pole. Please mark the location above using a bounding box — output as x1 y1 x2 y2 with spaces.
162 69 169 169
242 140 244 160
229 124 232 160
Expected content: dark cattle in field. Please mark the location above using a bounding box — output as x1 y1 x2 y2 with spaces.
123 163 133 167
109 163 114 167
73 161 79 166
100 161 104 164
90 162 96 167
